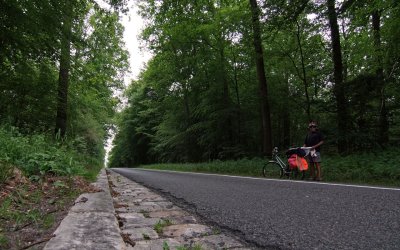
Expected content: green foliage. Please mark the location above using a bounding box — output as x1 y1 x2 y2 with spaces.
142 158 265 177
154 219 173 234
163 241 170 250
0 0 129 182
0 233 8 249
0 161 14 185
109 0 400 168
324 147 400 185
43 214 56 229
0 126 101 183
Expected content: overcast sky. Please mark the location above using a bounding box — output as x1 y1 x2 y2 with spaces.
99 1 152 164
96 0 152 85
121 4 152 85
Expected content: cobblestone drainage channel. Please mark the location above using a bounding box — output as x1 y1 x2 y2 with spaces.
106 170 253 250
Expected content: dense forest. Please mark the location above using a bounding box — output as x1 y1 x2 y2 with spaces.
0 0 128 180
109 0 400 167
1 2 399 247
2 0 398 247
1 2 132 247
1 0 399 172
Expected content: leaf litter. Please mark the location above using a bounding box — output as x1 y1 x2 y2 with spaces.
0 168 100 250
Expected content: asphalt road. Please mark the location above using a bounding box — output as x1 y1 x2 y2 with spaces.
111 168 400 250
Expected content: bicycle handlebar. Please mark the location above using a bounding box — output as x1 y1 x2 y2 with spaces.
273 146 315 157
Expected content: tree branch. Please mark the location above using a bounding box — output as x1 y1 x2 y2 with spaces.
338 0 359 15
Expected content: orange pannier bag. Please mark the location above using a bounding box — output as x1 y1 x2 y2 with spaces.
288 154 308 171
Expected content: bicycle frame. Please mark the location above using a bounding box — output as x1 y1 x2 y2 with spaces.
265 147 304 179
270 148 287 171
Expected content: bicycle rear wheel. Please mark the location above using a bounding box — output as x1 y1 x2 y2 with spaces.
262 162 284 178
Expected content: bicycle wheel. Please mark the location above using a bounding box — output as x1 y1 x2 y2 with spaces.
262 162 284 178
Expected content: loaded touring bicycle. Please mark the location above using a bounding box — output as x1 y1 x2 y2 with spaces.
262 147 314 179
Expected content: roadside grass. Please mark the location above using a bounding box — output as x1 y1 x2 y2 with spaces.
0 233 7 248
323 148 400 186
141 158 265 177
139 148 400 187
0 172 87 249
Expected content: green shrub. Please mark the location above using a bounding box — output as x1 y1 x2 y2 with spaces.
0 161 14 184
0 126 102 182
324 148 400 185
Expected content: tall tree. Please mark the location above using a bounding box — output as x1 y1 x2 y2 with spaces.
108 0 400 166
55 3 73 137
249 0 272 155
0 0 129 162
327 0 349 154
371 6 388 145
295 20 311 121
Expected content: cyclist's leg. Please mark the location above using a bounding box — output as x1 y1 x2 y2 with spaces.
307 155 315 180
314 152 322 181
315 163 321 180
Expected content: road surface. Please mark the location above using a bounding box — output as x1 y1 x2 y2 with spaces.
111 168 400 250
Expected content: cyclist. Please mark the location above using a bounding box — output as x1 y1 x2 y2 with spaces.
303 121 324 181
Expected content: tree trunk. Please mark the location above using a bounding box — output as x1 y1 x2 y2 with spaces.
283 73 291 148
249 0 273 156
341 20 349 82
219 43 233 146
372 9 389 145
296 20 311 121
327 0 348 154
55 4 72 138
232 49 242 144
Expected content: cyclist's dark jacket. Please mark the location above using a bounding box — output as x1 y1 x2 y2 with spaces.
304 131 324 152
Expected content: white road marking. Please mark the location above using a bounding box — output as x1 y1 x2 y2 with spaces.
132 168 400 191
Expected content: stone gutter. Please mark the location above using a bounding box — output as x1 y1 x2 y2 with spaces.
44 169 126 250
107 169 251 250
44 168 253 249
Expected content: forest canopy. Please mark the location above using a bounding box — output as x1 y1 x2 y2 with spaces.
2 0 397 170
0 0 129 175
108 0 400 167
